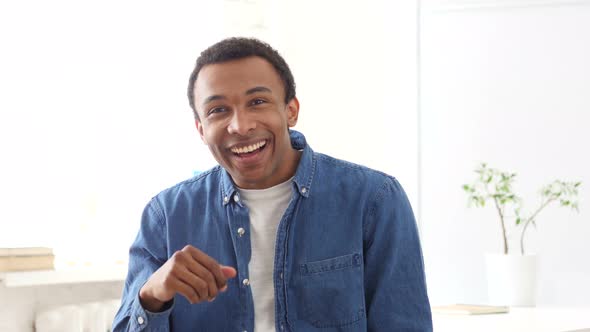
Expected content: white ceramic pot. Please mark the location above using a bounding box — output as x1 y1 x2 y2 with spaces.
485 253 537 306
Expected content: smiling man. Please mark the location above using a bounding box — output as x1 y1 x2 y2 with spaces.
194 55 300 190
113 37 432 332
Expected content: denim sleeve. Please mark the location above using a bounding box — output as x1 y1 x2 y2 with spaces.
112 198 173 332
363 177 433 332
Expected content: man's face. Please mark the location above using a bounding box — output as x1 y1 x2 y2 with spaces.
193 56 300 189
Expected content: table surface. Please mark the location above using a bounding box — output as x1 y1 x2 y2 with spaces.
433 307 590 332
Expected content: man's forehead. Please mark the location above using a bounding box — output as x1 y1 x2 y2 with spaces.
194 57 283 101
199 56 275 80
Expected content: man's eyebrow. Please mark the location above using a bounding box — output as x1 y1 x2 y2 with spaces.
201 86 271 106
202 94 226 105
246 86 272 95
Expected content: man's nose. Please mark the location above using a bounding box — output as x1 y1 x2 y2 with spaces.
227 109 256 136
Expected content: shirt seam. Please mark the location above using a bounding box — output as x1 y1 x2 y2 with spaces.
156 166 223 197
316 153 392 178
363 176 396 248
147 198 170 261
304 152 317 194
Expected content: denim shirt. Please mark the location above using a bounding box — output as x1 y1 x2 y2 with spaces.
112 130 432 332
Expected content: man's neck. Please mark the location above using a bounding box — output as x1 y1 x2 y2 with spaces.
233 148 302 190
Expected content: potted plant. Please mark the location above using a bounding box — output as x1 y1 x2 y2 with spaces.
462 163 581 306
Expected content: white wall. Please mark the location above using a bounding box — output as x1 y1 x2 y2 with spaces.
281 1 420 209
224 0 421 213
420 0 590 306
0 0 225 260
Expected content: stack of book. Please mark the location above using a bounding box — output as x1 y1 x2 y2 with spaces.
0 247 55 272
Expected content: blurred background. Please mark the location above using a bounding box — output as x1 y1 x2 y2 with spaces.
0 0 588 330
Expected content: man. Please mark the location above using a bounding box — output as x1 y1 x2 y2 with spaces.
113 37 432 332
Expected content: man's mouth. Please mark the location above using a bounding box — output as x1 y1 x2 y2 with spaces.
230 140 267 156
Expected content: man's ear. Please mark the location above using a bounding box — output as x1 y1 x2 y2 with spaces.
286 97 300 127
195 119 207 145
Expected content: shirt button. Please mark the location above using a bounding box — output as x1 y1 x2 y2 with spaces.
237 227 245 237
279 272 283 280
242 278 250 286
223 196 229 203
280 323 285 330
301 187 307 194
137 316 145 325
234 194 240 202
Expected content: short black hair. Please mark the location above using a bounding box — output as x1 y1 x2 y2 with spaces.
187 37 296 120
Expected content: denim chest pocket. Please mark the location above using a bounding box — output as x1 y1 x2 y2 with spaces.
298 253 365 328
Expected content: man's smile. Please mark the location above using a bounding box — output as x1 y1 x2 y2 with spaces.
227 139 270 167
230 139 267 155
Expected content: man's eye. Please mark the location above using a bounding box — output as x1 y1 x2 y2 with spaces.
250 98 265 106
208 107 226 115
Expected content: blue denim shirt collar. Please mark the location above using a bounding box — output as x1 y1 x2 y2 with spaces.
220 129 314 206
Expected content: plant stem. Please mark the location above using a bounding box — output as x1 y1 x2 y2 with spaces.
492 196 508 254
519 198 554 255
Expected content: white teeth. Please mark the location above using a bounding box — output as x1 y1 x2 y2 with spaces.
231 140 266 154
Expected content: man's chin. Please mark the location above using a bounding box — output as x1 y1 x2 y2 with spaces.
228 170 268 189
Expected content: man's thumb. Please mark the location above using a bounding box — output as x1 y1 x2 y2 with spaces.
221 266 237 279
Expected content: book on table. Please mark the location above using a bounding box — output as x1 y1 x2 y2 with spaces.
0 247 53 257
0 247 55 272
432 304 510 315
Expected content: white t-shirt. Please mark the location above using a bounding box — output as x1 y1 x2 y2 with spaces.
238 178 293 332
